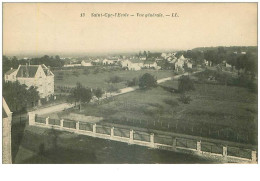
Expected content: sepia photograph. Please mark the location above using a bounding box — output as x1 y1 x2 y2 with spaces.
2 2 258 164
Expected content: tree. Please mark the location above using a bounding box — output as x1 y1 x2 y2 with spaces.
178 75 195 93
3 81 40 113
139 73 157 89
93 88 104 102
70 83 92 110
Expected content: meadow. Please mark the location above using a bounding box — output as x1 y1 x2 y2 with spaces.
64 80 257 145
53 67 174 91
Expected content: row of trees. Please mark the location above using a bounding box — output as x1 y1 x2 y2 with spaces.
3 55 65 77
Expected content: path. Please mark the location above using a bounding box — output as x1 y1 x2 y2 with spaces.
31 103 74 116
99 71 192 100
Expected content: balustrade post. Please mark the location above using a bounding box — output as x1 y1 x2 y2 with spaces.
223 146 227 157
76 121 79 131
197 141 202 153
172 137 177 150
129 130 134 143
150 133 155 147
28 112 35 126
46 117 49 126
251 150 257 162
111 127 114 137
60 119 64 127
93 124 97 134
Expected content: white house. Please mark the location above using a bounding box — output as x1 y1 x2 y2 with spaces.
174 55 186 71
225 62 232 68
103 59 114 65
139 56 146 61
143 61 160 70
81 60 92 67
4 64 55 99
4 68 18 82
121 60 143 71
186 62 193 69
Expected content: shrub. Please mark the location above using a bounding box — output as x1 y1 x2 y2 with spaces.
178 75 195 93
126 77 139 87
178 94 192 104
108 75 123 83
164 99 179 107
139 73 157 89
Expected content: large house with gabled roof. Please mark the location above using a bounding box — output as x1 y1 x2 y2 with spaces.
4 64 54 99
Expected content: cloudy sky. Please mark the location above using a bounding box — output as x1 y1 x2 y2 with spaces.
3 3 257 56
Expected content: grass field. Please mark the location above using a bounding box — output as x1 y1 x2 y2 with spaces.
60 80 257 144
53 67 174 91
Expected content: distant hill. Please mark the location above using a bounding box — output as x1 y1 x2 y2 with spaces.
192 46 257 53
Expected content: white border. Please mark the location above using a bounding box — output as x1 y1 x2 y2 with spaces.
0 1 259 181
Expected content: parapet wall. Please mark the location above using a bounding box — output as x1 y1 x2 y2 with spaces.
28 112 257 163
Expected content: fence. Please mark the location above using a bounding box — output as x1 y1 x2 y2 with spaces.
29 112 257 163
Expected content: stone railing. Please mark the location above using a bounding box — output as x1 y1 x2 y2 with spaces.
28 112 257 163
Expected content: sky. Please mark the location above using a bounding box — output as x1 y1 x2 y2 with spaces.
3 3 257 56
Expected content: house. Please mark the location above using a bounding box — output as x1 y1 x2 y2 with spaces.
64 63 81 67
102 59 114 65
143 61 160 70
81 60 92 67
241 52 246 55
139 56 146 61
225 62 232 68
174 55 186 71
4 68 18 82
2 97 12 164
186 62 193 69
121 59 143 71
4 64 54 100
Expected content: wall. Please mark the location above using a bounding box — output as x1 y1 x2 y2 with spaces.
28 112 257 164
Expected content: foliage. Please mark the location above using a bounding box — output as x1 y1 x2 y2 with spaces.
83 68 90 75
163 99 179 107
178 75 195 93
178 94 192 104
139 73 157 89
3 81 40 113
126 77 139 87
72 71 80 77
107 75 123 83
107 85 119 93
93 88 104 100
70 82 92 104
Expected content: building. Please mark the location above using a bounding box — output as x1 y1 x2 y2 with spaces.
2 97 12 164
81 60 93 67
4 68 18 82
4 64 54 100
174 55 192 72
121 59 143 71
102 59 114 65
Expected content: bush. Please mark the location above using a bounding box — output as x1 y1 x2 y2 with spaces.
107 85 120 93
178 75 195 93
126 77 139 87
83 69 90 75
178 94 192 104
139 73 157 89
164 99 179 107
107 75 123 83
72 71 79 77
